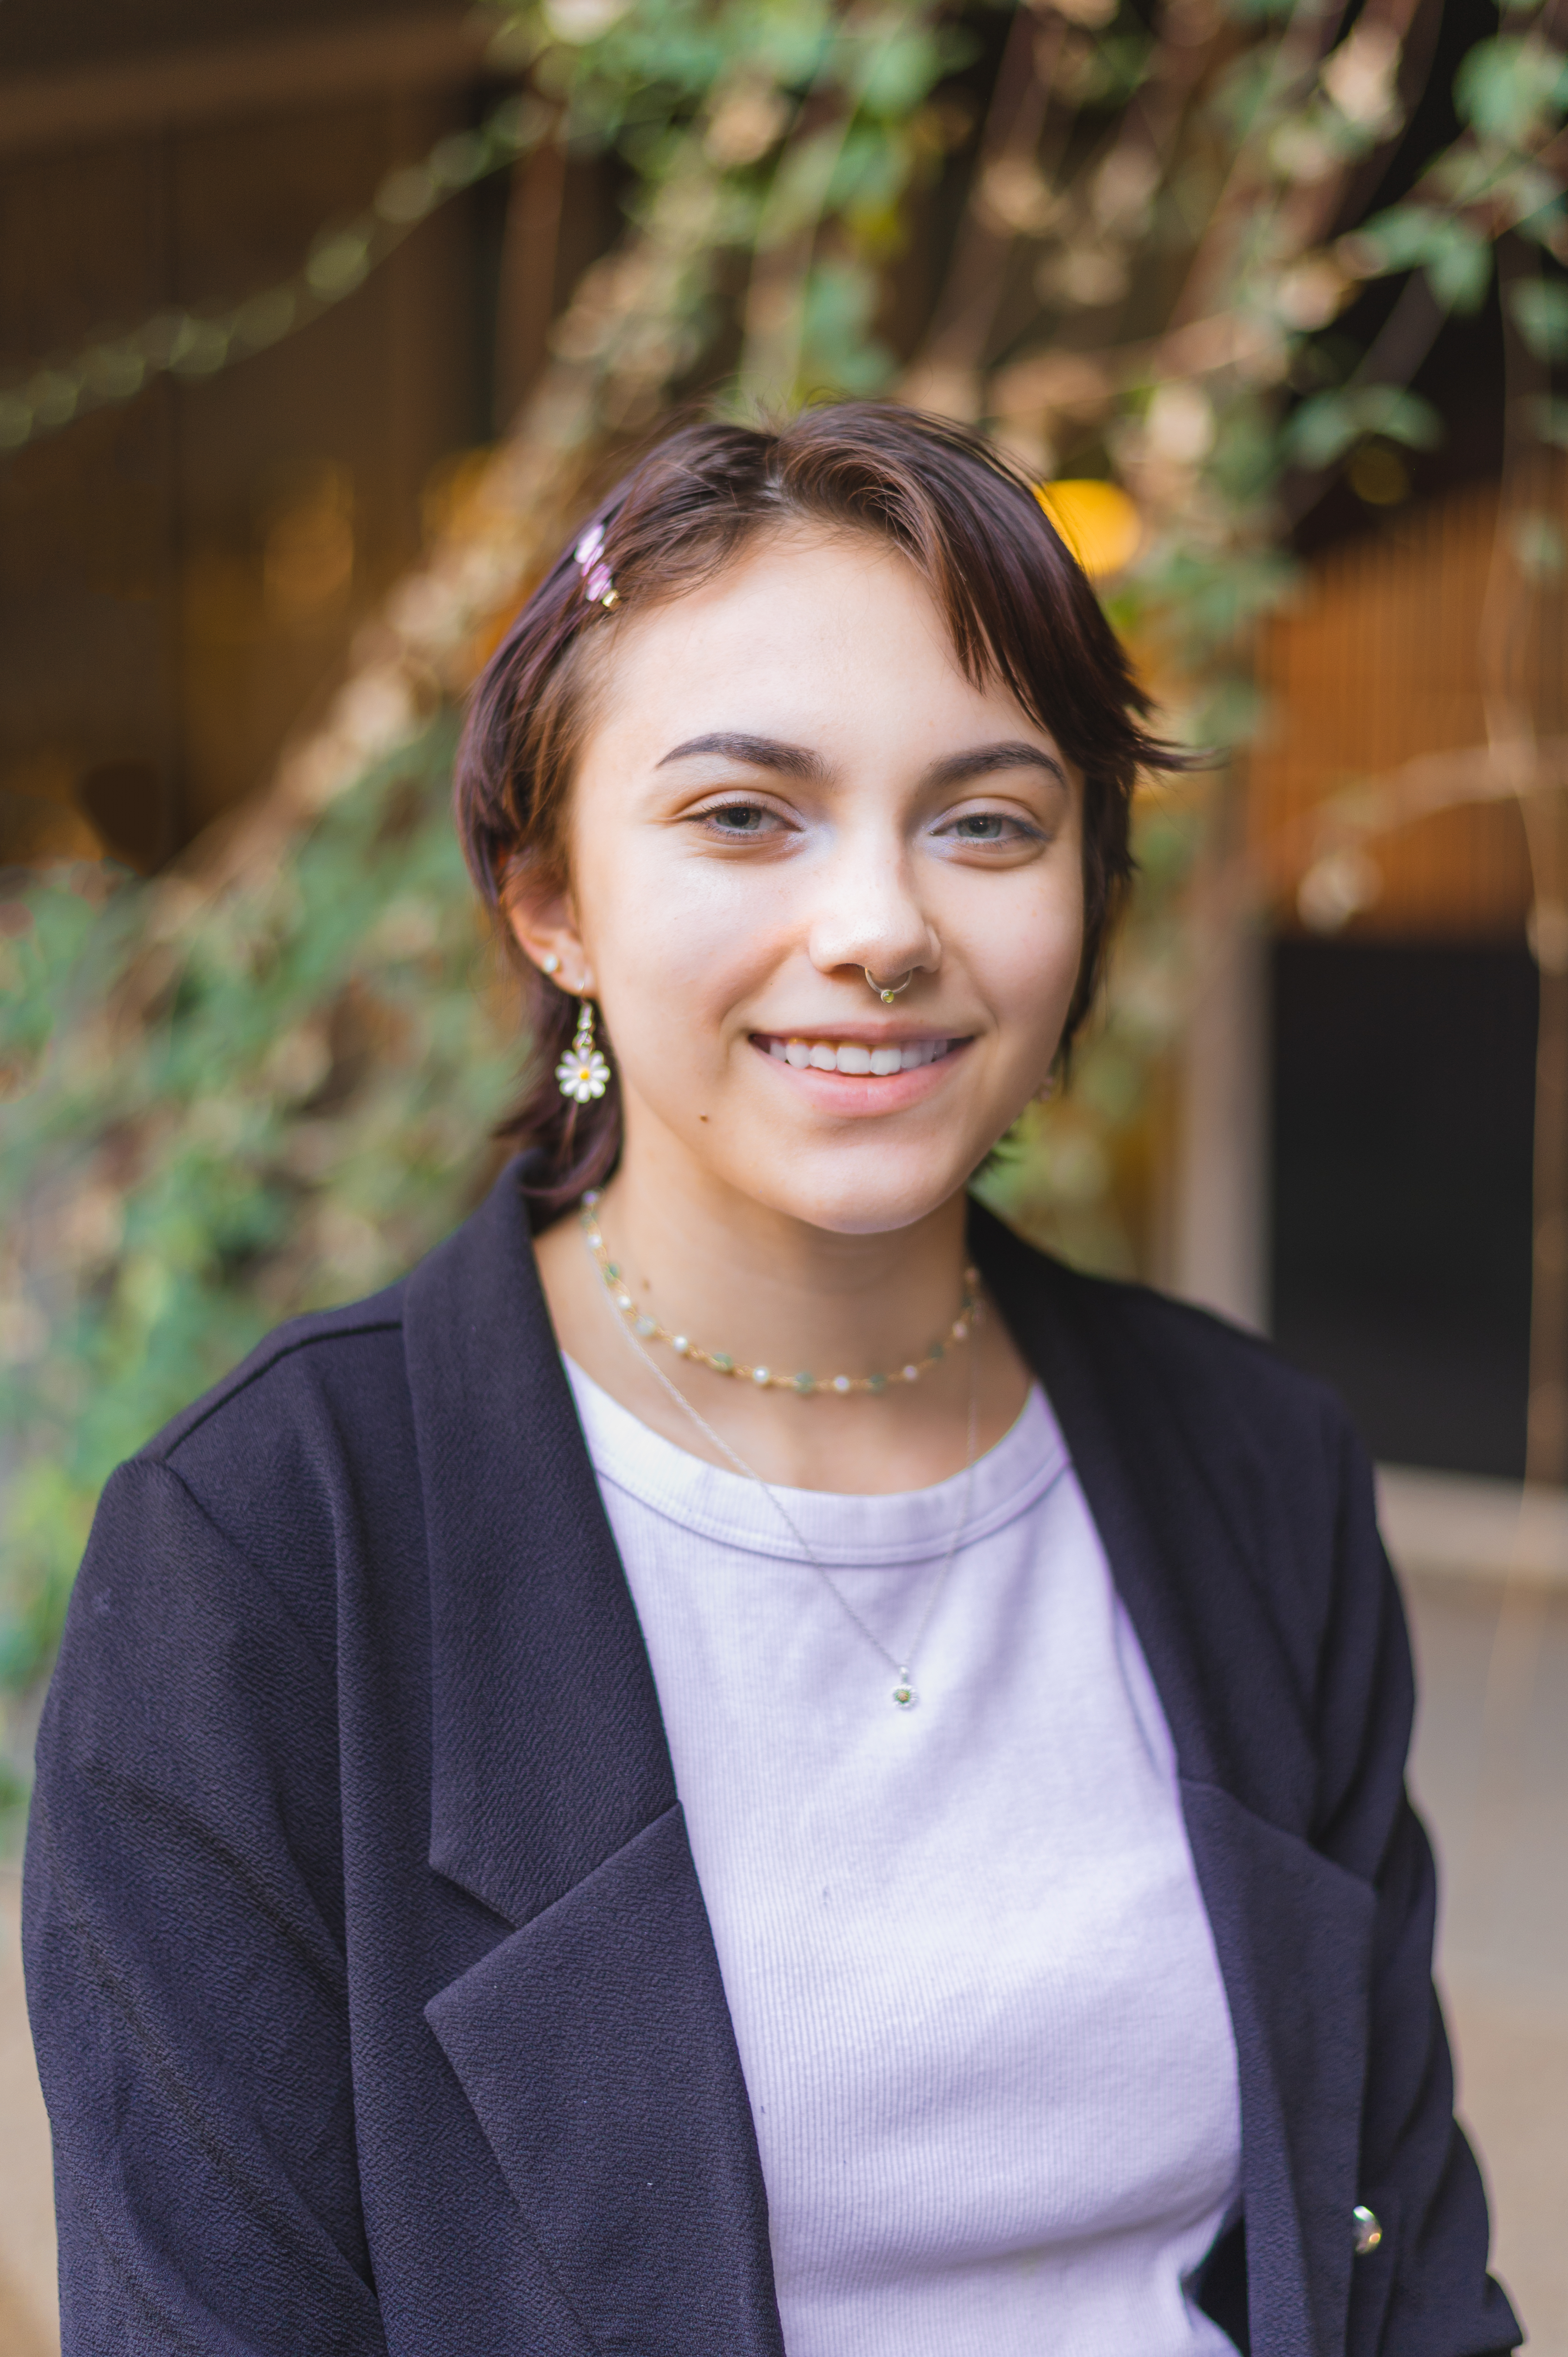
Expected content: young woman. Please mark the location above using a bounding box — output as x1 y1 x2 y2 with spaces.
26 407 1518 2357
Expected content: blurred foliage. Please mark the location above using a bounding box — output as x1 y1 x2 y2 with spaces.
0 722 520 1701
3 0 1565 1814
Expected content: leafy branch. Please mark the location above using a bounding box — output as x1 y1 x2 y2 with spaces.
4 0 1566 1808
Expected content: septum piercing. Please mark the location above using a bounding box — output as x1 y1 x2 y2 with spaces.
865 967 915 1004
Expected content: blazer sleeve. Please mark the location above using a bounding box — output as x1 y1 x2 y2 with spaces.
1315 1412 1520 2357
23 1455 386 2357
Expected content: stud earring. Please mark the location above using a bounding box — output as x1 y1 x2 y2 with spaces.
556 1000 611 1104
1035 1069 1059 1103
541 953 560 976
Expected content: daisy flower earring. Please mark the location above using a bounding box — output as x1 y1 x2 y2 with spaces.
556 1000 611 1103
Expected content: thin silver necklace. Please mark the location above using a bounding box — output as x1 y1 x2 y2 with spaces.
584 1214 983 1710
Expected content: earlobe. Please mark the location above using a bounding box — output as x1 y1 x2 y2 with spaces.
499 855 589 991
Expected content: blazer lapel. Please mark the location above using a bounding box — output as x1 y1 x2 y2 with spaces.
970 1203 1373 2357
426 1807 785 2357
405 1161 784 2357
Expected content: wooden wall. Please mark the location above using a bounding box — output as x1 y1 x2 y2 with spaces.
0 72 484 873
1248 477 1566 942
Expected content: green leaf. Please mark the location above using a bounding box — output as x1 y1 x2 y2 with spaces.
1509 274 1568 358
756 125 850 243
1454 35 1568 147
850 23 946 119
800 256 893 393
1285 384 1444 469
1425 218 1494 312
1347 203 1441 273
1348 204 1495 307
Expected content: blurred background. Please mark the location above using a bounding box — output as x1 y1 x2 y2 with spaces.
1 0 1565 2346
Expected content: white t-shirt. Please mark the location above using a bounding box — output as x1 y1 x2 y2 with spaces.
565 1360 1241 2357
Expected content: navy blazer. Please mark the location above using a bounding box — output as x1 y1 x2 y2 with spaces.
25 1161 1520 2357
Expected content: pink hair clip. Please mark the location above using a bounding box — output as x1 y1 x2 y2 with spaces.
574 521 619 609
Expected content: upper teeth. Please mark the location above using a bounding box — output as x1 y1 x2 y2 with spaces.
768 1038 950 1074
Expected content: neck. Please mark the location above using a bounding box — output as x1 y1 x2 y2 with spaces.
592 1145 972 1384
532 1118 1032 1494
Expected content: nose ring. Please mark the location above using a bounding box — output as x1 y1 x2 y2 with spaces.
865 968 915 1004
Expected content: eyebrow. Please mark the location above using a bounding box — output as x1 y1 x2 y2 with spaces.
656 732 828 779
656 731 1067 790
923 742 1068 791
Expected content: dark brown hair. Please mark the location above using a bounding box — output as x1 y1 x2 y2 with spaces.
455 402 1186 1217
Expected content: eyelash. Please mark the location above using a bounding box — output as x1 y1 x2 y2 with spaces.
938 811 1042 845
688 799 1044 846
691 800 786 836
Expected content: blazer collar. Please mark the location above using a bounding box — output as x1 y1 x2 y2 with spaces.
969 1201 1369 2357
966 1200 1230 1785
404 1160 785 2357
404 1156 676 1928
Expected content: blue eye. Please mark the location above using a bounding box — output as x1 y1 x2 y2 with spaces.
699 802 778 835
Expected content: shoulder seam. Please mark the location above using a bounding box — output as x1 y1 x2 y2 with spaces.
131 1456 341 1686
155 1315 404 1458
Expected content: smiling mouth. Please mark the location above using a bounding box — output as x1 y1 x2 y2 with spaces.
753 1034 965 1076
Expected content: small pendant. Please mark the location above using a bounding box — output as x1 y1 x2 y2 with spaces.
891 1677 917 1709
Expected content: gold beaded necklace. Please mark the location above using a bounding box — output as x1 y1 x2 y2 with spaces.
578 1191 978 1398
578 1189 983 1709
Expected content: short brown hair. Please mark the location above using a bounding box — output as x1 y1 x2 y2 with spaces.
455 403 1184 1217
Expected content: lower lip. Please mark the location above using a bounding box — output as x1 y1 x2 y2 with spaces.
749 1036 972 1114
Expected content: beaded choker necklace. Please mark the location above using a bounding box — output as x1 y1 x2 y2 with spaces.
578 1192 978 1397
579 1191 983 1709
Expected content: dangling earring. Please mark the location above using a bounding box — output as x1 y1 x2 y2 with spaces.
556 999 611 1104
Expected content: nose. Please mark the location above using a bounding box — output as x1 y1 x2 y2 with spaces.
805 837 940 992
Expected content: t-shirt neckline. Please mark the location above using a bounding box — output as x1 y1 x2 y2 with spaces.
562 1357 1067 1569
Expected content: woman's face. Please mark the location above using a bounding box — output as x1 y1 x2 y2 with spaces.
516 527 1086 1237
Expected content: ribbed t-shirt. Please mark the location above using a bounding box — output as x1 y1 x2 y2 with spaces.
565 1359 1241 2357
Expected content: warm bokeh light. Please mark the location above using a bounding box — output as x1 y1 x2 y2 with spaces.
1035 478 1142 578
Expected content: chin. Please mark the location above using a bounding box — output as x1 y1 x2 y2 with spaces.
745 1147 980 1238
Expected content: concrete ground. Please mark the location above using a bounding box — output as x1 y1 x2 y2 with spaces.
1406 1567 1568 2352
0 1869 54 2357
0 1563 1563 2355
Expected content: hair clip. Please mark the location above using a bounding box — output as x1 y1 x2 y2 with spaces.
574 521 619 609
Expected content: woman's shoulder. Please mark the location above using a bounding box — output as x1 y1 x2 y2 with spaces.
103 1278 421 1667
971 1199 1353 1464
146 1278 413 1477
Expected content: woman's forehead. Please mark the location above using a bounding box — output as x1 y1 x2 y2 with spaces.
585 529 1052 763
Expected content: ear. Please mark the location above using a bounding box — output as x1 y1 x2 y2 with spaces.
499 855 595 997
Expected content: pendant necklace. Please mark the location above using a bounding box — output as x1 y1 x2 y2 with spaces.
581 1199 982 1710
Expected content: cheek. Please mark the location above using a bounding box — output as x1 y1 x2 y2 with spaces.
961 862 1085 1035
579 842 781 1054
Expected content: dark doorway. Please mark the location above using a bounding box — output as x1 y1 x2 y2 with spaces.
1270 936 1538 1478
